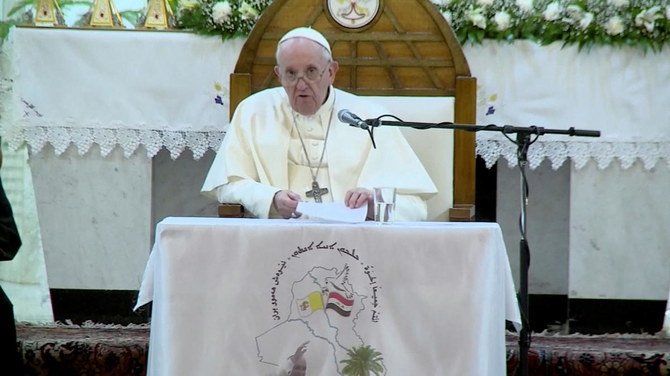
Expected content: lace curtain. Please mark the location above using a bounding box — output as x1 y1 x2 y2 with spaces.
1 29 669 170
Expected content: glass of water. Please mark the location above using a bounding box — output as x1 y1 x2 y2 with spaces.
373 187 396 223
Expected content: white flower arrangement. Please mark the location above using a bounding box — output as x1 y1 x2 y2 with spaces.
177 0 268 39
433 0 670 51
173 0 670 51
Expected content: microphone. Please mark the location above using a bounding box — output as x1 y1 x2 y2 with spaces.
337 109 369 130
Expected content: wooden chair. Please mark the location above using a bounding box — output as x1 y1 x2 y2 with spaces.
219 0 476 221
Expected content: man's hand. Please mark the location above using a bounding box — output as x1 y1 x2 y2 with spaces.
273 190 302 219
345 188 374 219
291 341 309 361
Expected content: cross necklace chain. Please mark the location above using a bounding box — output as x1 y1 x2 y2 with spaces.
291 102 335 203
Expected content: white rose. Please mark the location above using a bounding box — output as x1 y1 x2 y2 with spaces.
579 12 594 29
516 0 533 12
494 11 511 31
467 9 487 29
477 0 494 7
607 0 629 7
211 1 232 25
543 2 561 21
442 10 453 25
435 0 452 6
565 4 583 24
605 16 624 35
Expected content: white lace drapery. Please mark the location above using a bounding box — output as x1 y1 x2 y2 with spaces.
2 28 669 169
478 139 670 170
1 126 225 160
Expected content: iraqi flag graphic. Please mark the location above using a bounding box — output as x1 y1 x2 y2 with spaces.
326 291 354 317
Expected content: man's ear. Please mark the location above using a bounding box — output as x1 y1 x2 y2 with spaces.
274 65 281 79
329 61 339 84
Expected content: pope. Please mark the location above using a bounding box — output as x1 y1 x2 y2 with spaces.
202 26 436 221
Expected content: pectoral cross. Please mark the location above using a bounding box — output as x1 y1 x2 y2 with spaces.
305 181 329 203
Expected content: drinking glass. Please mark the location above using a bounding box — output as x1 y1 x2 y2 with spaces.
373 187 396 223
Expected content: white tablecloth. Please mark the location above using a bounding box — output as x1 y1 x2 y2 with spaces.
135 217 521 376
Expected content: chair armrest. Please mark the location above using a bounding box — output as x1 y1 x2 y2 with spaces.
218 204 246 218
448 204 475 222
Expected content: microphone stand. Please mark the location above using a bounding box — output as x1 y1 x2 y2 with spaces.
362 117 600 376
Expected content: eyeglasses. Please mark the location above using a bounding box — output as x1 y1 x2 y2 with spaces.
280 63 330 85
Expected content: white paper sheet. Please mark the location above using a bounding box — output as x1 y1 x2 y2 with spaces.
296 202 367 223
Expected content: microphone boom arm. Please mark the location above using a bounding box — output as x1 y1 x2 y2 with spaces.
369 119 601 138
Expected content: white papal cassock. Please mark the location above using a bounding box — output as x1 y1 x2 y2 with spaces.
202 87 437 220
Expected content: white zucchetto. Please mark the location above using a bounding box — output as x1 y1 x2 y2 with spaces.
278 27 332 55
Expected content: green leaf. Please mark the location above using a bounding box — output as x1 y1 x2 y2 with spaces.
1 21 17 42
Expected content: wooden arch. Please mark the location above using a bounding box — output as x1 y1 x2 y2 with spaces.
228 0 477 220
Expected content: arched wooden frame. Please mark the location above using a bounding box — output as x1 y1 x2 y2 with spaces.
224 0 476 221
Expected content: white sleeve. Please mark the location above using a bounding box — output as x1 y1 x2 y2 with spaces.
394 194 428 221
213 178 281 219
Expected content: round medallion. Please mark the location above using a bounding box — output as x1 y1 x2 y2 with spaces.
327 0 381 30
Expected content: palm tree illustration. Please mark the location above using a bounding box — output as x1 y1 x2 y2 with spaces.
340 345 385 376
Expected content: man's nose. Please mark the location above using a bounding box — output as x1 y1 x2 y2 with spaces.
295 76 309 89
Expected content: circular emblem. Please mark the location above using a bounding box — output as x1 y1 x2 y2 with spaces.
327 0 381 29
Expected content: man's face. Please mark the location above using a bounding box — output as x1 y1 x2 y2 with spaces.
275 38 338 116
